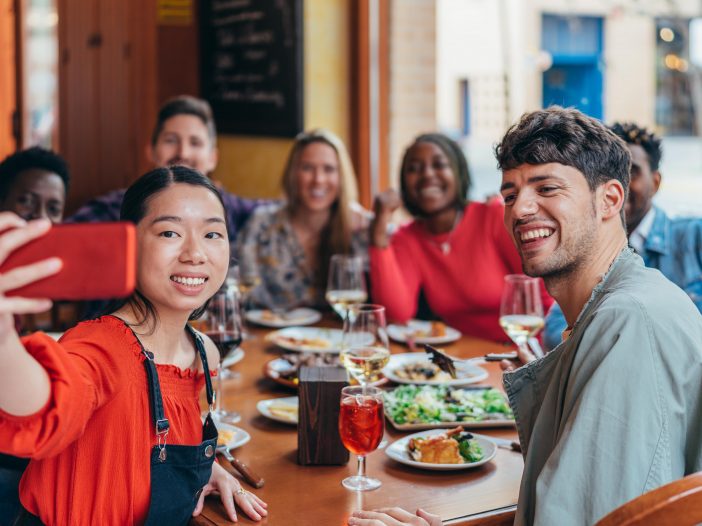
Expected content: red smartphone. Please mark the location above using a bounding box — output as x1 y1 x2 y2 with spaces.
1 222 137 300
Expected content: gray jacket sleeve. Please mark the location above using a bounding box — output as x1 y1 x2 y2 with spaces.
533 297 670 525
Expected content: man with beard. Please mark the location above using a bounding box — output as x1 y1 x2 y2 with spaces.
67 95 263 246
348 109 702 526
542 121 702 350
494 107 702 526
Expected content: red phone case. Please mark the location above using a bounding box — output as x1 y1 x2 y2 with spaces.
2 222 137 300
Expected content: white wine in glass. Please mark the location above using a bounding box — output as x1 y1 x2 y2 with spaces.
326 289 368 319
339 346 390 384
499 274 544 358
326 255 367 320
340 304 390 387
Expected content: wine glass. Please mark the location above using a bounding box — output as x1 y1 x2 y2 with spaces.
339 304 391 391
228 262 261 339
204 283 242 424
499 274 545 359
326 255 367 321
338 385 384 491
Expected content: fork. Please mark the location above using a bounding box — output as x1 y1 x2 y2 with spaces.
424 344 519 379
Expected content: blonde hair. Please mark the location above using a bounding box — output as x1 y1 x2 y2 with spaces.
281 129 359 286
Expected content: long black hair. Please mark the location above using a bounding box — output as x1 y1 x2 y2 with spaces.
103 165 228 330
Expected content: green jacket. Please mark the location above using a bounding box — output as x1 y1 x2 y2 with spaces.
504 248 702 526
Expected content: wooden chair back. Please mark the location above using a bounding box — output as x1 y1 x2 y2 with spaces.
595 472 702 526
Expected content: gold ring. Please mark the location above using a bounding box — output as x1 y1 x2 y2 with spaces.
235 488 247 496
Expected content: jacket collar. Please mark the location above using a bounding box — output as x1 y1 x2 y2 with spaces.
643 206 671 256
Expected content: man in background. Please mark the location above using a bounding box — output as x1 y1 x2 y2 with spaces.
0 147 69 224
543 121 702 349
68 95 263 246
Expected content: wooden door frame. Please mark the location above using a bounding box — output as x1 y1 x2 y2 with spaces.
350 0 390 209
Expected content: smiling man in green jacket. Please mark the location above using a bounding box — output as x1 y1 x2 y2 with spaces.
495 107 702 526
348 107 702 526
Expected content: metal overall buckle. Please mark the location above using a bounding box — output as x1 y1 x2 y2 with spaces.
156 421 169 462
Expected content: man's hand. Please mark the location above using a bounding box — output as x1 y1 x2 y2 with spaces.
500 345 536 372
348 507 442 526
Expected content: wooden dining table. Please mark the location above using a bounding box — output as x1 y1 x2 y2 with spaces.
196 319 522 526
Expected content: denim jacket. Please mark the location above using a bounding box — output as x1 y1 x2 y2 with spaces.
544 206 702 350
505 248 702 526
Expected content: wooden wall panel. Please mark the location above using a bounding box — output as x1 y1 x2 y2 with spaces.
58 0 157 213
58 0 100 212
0 0 17 157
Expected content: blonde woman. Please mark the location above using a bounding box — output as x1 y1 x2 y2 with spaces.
237 129 367 311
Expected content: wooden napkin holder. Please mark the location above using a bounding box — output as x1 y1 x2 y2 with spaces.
297 366 350 465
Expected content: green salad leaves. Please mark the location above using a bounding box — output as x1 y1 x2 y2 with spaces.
384 385 513 425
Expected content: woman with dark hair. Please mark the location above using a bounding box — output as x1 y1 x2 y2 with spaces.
0 166 267 525
369 133 551 342
237 129 367 311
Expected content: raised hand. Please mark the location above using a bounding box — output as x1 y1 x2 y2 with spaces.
0 214 61 335
370 189 402 248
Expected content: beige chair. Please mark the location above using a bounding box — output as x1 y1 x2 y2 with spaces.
595 472 702 526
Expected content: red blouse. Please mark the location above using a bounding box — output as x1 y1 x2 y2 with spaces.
370 201 553 342
0 316 210 526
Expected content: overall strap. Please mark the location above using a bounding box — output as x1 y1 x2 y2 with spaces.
117 321 171 438
185 324 215 408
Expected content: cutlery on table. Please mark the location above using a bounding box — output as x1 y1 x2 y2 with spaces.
217 448 265 489
489 436 522 453
424 344 519 379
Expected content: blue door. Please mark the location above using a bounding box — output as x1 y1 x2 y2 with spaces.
542 15 604 120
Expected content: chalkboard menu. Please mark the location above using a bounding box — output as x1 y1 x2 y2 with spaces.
200 0 304 137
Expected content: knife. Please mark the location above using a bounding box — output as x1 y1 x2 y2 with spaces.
217 448 265 488
490 436 522 453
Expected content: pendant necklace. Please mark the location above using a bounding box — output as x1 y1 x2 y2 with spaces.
426 209 463 255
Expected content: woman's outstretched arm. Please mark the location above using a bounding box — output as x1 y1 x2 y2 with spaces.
0 214 61 416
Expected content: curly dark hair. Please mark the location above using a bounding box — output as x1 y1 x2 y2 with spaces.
494 106 631 222
0 147 70 201
609 122 662 172
399 133 471 217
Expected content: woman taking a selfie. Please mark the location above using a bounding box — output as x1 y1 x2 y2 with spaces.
0 166 267 525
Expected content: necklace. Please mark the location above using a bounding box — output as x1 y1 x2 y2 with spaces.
424 209 463 255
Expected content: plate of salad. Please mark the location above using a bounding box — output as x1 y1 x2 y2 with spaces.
383 384 514 430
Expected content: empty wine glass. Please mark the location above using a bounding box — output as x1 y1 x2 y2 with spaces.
204 284 242 424
228 262 261 339
339 304 391 391
338 385 384 491
326 255 367 321
499 274 544 359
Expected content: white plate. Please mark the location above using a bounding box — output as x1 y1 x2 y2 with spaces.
385 429 497 471
265 327 344 353
221 348 245 369
257 396 299 425
387 321 461 345
46 332 63 341
214 422 251 450
246 308 322 328
383 353 488 386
